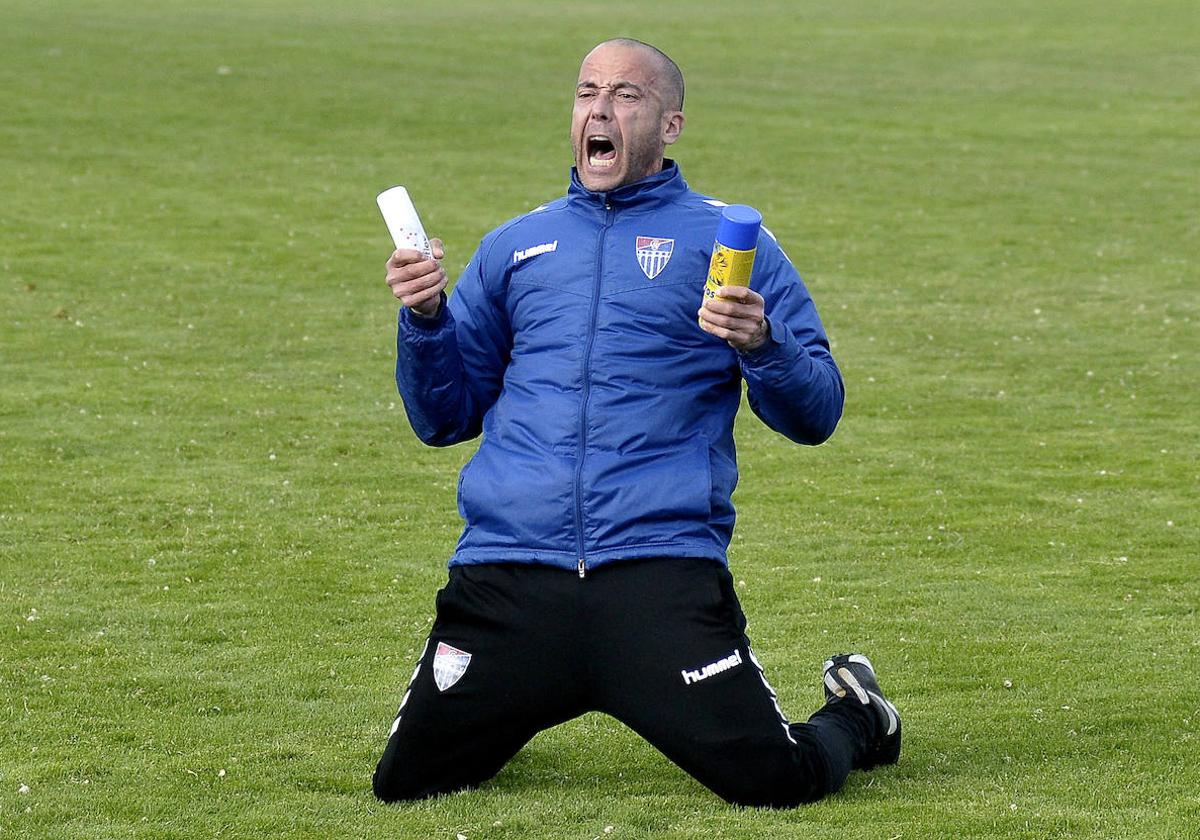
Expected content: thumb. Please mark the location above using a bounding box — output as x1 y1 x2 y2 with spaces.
429 238 445 260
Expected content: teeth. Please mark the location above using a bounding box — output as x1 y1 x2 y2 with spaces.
586 134 616 168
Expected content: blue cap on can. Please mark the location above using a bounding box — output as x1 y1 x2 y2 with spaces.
715 205 762 251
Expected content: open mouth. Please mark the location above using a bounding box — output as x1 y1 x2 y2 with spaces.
587 135 617 168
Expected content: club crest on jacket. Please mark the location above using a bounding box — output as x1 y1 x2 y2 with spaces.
635 236 674 279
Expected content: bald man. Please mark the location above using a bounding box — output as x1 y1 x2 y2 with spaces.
373 39 901 808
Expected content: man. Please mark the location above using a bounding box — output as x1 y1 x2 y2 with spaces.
373 38 900 808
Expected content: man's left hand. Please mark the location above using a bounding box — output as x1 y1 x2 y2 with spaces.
698 286 770 352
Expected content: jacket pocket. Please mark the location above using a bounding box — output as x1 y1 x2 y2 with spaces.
456 440 576 552
583 433 713 550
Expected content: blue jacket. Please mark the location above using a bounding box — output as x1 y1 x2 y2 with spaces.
396 162 843 574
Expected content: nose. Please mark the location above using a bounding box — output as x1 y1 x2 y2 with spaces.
589 90 614 120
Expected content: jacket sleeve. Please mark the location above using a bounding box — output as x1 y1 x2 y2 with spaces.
394 243 512 447
737 235 845 445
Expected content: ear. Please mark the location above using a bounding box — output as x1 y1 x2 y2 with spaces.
661 111 685 146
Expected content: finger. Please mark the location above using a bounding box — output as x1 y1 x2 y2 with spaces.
699 308 752 332
702 297 762 321
399 273 449 308
387 248 426 269
429 238 445 260
390 261 446 287
698 316 749 344
701 317 758 344
698 304 757 334
703 296 752 314
389 267 446 297
387 259 443 286
714 285 761 304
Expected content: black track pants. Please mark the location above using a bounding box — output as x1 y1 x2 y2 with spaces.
372 558 875 808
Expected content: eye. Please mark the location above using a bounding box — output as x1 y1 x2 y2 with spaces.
616 90 638 102
576 88 596 100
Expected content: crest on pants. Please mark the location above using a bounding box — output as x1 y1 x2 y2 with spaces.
635 236 674 280
433 641 472 692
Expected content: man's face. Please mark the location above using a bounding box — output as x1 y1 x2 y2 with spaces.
571 43 684 192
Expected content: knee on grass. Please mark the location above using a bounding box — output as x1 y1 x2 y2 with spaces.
704 747 840 808
372 762 458 803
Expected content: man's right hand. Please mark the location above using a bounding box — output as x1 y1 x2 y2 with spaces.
386 238 447 318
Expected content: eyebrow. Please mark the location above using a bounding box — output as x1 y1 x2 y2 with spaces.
576 80 646 95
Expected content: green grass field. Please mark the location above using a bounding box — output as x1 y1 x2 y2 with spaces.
2 0 1197 836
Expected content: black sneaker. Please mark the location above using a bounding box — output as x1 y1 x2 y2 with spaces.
822 653 901 769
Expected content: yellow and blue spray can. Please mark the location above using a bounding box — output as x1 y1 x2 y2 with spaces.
703 205 762 311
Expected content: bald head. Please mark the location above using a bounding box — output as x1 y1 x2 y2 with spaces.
571 38 686 191
591 38 684 111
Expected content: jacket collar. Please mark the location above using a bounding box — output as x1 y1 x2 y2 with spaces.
566 159 688 217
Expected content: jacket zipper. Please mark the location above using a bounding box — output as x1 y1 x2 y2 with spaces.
574 200 613 579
